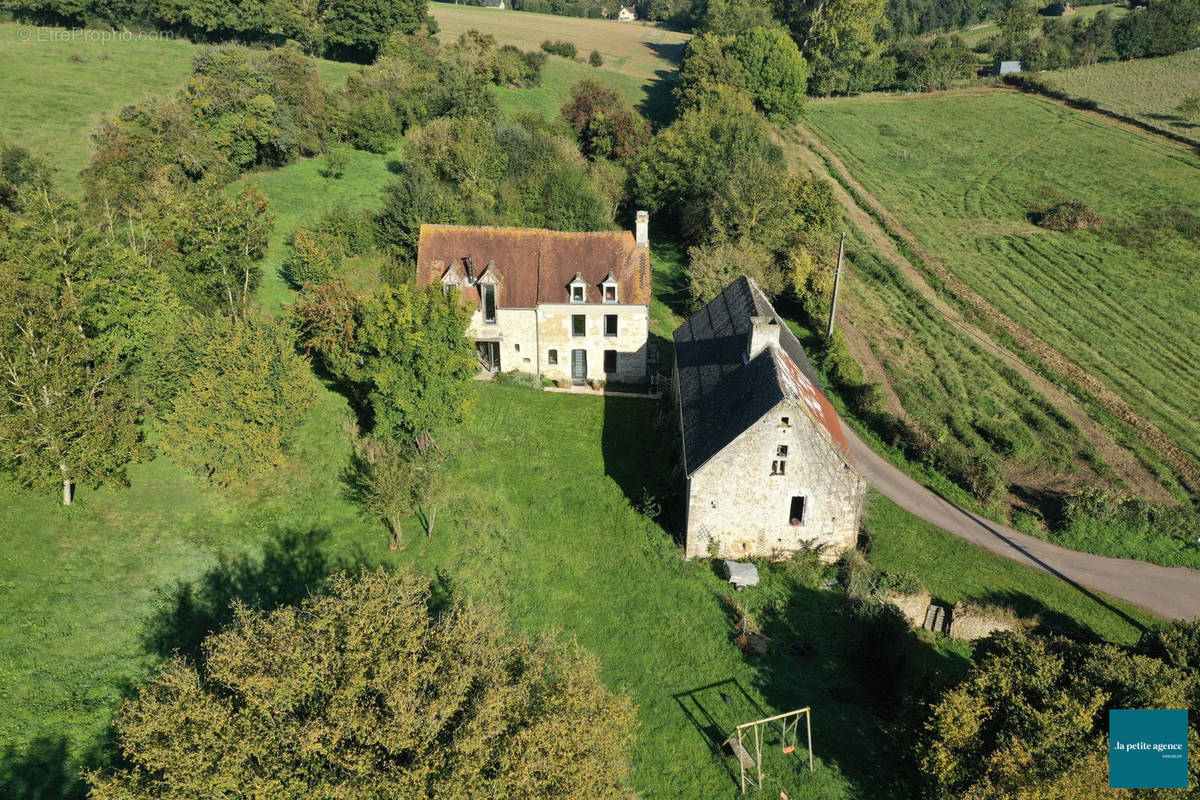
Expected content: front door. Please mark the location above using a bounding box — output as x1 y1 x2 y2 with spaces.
478 341 501 373
571 349 587 384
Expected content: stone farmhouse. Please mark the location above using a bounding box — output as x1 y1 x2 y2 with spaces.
672 277 867 561
416 214 651 384
617 5 637 21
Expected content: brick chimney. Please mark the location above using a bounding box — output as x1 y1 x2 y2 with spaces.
747 316 780 361
635 210 649 248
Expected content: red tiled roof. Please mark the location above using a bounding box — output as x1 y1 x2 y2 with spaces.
415 224 650 309
771 346 852 460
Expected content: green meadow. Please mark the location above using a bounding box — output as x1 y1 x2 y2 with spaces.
804 90 1200 471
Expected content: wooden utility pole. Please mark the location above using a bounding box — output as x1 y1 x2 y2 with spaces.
826 232 845 339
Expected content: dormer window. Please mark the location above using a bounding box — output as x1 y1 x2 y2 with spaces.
481 284 497 324
602 271 618 304
569 272 587 304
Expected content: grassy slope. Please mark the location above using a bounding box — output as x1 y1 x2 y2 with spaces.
804 91 1200 468
1038 50 1200 140
0 22 356 194
955 4 1128 49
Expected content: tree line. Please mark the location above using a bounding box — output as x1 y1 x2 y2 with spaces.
3 0 430 61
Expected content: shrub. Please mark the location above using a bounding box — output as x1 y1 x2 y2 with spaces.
321 147 349 180
313 202 377 255
932 442 1006 504
283 228 345 288
494 369 543 389
541 39 578 59
589 49 604 66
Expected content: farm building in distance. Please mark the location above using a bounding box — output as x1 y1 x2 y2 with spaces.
617 5 637 20
1042 1 1074 13
994 60 1022 75
672 277 867 561
416 215 651 384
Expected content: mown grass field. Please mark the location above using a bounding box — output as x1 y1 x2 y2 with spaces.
804 91 1200 472
0 22 357 194
837 225 1103 486
430 4 687 124
1037 50 1200 141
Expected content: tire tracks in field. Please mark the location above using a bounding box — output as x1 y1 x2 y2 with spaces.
780 124 1182 502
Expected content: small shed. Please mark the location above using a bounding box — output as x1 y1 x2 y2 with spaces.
724 561 760 590
995 60 1022 75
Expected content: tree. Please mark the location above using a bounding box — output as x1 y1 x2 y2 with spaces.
88 568 639 799
727 26 809 122
773 0 887 95
924 631 1200 800
895 35 976 91
283 227 344 288
700 0 777 34
631 87 780 242
560 80 651 160
1113 10 1153 59
290 278 366 380
348 435 420 546
319 0 431 62
357 284 476 448
0 272 142 503
160 314 317 484
172 183 273 320
686 237 777 308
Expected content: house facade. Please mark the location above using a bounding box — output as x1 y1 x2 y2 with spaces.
617 5 637 20
416 214 651 384
673 277 867 561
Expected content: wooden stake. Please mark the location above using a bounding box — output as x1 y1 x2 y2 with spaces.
826 232 846 339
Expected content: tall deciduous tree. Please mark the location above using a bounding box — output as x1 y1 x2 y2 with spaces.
560 80 651 161
88 568 639 799
358 284 476 448
727 26 809 122
773 0 887 95
0 272 141 503
160 314 316 484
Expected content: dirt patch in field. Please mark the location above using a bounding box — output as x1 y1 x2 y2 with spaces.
782 124 1179 504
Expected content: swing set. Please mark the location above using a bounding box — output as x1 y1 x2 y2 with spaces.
723 707 813 795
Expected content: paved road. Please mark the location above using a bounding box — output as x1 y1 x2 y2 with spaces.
845 429 1200 621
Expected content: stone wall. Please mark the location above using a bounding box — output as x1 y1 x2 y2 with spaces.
684 399 866 560
537 303 648 383
465 308 538 374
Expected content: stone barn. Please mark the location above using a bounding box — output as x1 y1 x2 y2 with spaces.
415 214 651 385
672 277 867 561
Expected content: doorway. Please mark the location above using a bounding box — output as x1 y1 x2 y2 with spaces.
478 341 501 373
571 349 587 384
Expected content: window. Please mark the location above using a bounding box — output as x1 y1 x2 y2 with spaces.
604 314 618 337
776 445 788 457
603 284 617 303
789 496 806 526
571 284 585 303
780 416 791 428
514 343 520 352
443 282 457 296
771 460 786 476
572 314 585 337
604 349 617 373
481 284 496 324
548 349 558 365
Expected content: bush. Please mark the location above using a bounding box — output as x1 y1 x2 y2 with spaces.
321 147 349 180
541 39 578 59
493 369 543 389
313 202 377 255
589 49 604 67
932 442 1006 504
283 228 345 288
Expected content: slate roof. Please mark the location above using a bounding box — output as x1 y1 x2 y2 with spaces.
415 224 650 309
672 276 851 476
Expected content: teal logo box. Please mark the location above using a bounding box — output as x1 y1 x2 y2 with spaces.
1109 709 1188 789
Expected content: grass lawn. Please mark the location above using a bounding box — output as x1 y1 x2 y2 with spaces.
0 375 1161 799
803 90 1200 471
1035 50 1200 142
0 22 356 194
